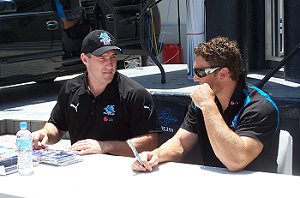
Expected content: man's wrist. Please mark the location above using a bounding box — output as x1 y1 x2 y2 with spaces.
199 99 216 110
98 141 110 154
40 128 49 136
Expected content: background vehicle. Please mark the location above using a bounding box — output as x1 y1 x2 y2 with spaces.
0 0 161 86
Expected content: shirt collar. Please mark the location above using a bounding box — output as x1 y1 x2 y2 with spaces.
215 77 246 113
218 77 246 127
225 77 246 112
77 72 119 99
78 72 90 96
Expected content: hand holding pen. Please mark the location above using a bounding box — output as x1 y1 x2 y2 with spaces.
127 140 158 172
127 140 144 166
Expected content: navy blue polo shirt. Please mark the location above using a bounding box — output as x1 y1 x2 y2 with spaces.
181 79 280 173
49 72 161 144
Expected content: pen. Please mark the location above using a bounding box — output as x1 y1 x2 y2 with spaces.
127 140 144 166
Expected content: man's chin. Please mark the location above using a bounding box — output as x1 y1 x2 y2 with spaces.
103 75 114 83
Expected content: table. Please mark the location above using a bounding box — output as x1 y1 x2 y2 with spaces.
1 135 300 198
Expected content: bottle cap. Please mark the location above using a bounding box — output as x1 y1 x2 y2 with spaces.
20 122 28 130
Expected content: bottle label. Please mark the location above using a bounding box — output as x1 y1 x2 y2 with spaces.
16 138 33 175
16 139 32 150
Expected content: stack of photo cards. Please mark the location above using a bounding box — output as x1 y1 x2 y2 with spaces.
0 146 18 175
1 147 82 175
33 149 82 166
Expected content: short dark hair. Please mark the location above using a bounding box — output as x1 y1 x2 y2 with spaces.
194 37 245 81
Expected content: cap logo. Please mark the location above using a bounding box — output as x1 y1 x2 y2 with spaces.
98 33 112 46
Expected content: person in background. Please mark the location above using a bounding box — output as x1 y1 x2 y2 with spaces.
32 29 161 157
131 36 280 173
55 0 92 58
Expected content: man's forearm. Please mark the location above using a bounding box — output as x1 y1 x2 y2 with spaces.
104 133 158 157
153 137 185 163
42 122 63 144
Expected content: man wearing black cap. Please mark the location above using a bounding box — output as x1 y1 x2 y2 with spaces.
32 30 161 157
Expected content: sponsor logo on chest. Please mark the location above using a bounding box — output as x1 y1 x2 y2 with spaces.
103 105 115 122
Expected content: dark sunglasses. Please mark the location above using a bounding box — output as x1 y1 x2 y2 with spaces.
194 67 220 78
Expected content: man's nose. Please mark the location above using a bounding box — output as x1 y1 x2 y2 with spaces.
106 58 114 65
193 74 199 82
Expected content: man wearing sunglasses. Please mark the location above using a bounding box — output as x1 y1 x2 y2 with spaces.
131 37 280 173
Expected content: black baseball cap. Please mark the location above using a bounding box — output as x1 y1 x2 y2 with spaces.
81 30 122 56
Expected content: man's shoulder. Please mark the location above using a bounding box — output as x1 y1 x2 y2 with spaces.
116 73 152 101
244 84 278 113
117 72 148 92
60 73 85 94
245 84 275 102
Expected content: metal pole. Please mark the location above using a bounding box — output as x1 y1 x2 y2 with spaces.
256 41 300 88
139 0 166 83
177 0 181 62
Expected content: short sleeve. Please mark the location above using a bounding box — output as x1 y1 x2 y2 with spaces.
235 98 279 145
48 84 69 131
180 102 202 134
126 88 161 137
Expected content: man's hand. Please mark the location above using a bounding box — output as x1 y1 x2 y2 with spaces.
32 129 48 150
70 139 105 155
131 151 159 172
190 83 215 110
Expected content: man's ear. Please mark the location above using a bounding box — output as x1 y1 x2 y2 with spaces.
80 53 88 64
219 67 230 79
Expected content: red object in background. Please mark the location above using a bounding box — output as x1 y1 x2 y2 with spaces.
162 44 182 64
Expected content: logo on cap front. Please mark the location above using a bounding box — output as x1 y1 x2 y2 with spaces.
98 33 112 46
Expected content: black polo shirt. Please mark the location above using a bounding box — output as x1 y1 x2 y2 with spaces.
49 72 161 144
181 79 280 173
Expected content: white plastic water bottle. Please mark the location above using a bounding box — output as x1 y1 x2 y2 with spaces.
16 121 33 175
